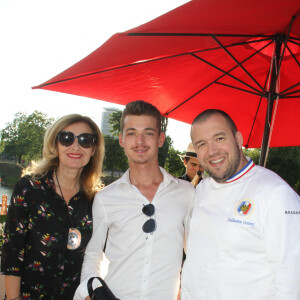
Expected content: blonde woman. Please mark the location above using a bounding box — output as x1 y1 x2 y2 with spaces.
1 114 104 300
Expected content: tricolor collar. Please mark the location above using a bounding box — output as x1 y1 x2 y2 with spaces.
226 158 255 183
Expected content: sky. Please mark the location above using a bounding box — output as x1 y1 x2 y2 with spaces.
0 0 192 151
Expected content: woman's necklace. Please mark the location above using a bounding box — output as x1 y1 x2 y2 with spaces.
55 169 81 250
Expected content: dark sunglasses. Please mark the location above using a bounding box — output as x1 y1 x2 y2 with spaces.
142 203 156 233
57 131 97 148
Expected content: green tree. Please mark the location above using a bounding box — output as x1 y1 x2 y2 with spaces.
158 135 171 168
266 147 300 191
108 110 122 136
244 147 300 193
103 136 128 175
1 111 54 163
164 144 186 177
243 148 260 164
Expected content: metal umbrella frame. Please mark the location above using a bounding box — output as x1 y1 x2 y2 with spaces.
34 0 300 166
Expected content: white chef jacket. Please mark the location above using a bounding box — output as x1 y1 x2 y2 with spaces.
74 167 195 300
181 159 300 300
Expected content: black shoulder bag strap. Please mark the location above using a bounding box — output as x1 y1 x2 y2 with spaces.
87 276 120 300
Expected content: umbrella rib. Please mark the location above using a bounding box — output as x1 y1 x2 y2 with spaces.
35 52 194 88
212 35 266 93
280 82 300 95
278 44 300 97
128 32 274 38
190 53 265 96
214 82 263 96
165 40 272 116
280 86 300 98
289 40 300 46
280 95 300 99
245 96 263 148
290 37 300 40
243 51 274 148
286 44 300 68
273 16 296 89
35 36 273 89
191 37 272 54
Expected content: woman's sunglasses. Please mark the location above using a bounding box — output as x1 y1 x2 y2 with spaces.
57 131 97 148
142 203 156 233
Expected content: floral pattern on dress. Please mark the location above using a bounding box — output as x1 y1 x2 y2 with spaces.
1 171 93 299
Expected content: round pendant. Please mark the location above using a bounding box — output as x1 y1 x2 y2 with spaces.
67 228 81 250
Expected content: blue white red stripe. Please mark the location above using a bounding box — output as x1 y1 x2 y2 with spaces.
226 159 255 183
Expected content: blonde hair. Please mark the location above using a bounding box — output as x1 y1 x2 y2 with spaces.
23 114 105 201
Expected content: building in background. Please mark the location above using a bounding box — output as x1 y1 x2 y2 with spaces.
101 107 120 137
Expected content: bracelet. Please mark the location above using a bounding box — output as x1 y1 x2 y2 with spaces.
4 295 22 300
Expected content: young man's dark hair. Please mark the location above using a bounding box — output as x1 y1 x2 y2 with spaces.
120 100 162 133
192 109 237 135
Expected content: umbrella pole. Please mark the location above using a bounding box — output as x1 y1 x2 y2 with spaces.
259 36 283 167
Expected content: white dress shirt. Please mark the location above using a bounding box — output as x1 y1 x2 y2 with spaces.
74 167 195 300
181 160 300 300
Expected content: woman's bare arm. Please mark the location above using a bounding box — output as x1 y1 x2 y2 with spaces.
5 275 21 299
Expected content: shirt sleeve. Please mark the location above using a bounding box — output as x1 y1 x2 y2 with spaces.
73 193 108 300
264 183 300 299
1 177 30 276
183 185 195 254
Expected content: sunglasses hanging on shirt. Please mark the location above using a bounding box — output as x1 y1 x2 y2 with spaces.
142 203 156 233
57 131 97 148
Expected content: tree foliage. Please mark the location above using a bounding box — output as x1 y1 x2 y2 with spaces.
266 147 300 191
108 111 122 136
164 144 186 177
1 111 54 163
158 135 171 168
243 148 260 164
103 135 128 175
244 147 300 192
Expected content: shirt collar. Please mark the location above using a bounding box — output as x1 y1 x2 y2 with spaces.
117 167 177 188
226 158 255 183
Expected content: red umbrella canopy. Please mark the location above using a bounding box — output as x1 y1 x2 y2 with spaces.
34 0 300 152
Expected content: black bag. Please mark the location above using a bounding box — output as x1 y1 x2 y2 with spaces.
87 277 120 300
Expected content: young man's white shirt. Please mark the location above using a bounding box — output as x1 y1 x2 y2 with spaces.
74 167 195 300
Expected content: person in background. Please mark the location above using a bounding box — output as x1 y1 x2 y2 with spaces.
1 114 104 300
74 100 195 300
181 109 300 300
178 142 204 187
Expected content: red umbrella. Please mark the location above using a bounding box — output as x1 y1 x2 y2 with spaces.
33 0 300 165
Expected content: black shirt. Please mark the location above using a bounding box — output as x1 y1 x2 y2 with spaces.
1 172 93 299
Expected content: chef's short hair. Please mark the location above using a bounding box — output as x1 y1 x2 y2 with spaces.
192 109 237 135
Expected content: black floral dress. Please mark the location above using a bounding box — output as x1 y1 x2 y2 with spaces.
0 172 93 299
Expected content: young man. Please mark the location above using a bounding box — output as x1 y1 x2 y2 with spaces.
74 101 194 300
181 109 300 300
178 142 204 186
